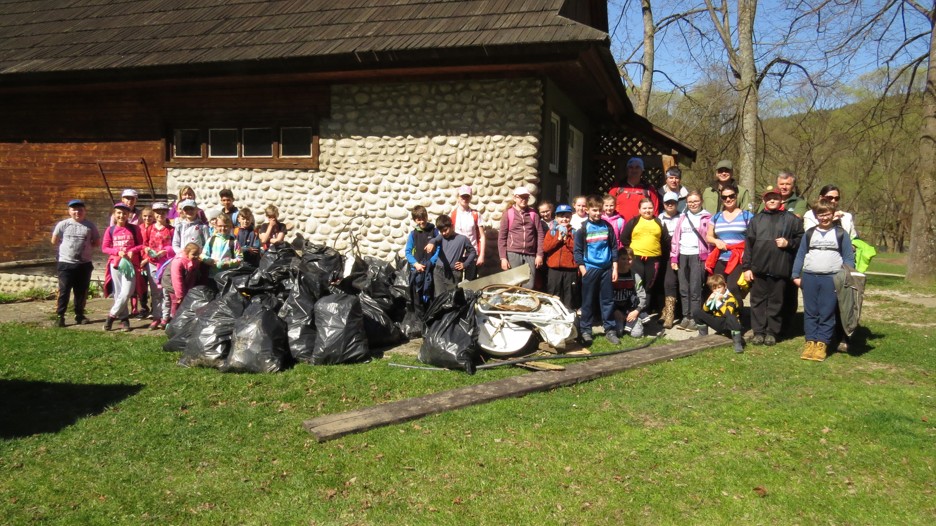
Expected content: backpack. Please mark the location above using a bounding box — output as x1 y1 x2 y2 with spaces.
107 224 143 248
804 225 846 252
506 207 537 230
451 208 481 241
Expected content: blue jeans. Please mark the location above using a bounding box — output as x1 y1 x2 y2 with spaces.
802 272 837 344
580 266 615 335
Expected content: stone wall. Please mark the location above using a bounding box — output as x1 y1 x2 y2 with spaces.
0 273 57 295
168 78 543 260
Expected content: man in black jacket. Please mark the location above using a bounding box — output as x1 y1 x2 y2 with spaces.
742 187 805 345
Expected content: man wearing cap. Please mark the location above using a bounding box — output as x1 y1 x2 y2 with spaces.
702 160 752 213
110 189 141 226
51 199 101 327
498 185 544 289
658 167 689 213
450 185 485 279
741 186 804 346
608 157 660 222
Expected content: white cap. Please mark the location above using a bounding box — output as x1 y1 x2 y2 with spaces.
205 208 222 221
513 185 531 196
121 189 138 198
663 191 680 203
458 185 472 196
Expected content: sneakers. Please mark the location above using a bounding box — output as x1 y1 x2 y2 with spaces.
678 318 691 330
605 330 620 345
800 341 815 360
119 318 131 332
56 316 66 328
75 316 91 325
149 320 160 331
732 332 745 353
684 320 698 331
763 334 777 346
158 319 169 330
103 316 115 331
580 332 594 347
751 334 765 345
137 308 151 320
631 320 644 338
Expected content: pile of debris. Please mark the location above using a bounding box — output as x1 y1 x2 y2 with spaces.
162 244 578 374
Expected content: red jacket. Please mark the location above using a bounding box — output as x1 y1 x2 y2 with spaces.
542 224 576 269
608 181 660 222
705 241 746 275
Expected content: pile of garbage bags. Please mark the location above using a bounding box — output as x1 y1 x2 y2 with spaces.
162 243 481 373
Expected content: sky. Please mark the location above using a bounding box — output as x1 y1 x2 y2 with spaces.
606 0 931 109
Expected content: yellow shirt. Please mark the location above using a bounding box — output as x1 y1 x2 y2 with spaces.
630 217 662 257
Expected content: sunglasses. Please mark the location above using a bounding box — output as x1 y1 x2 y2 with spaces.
823 195 840 201
720 194 737 200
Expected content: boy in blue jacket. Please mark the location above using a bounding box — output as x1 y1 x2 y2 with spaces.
574 195 619 346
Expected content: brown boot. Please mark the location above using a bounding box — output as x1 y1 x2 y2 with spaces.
811 341 828 362
800 341 815 360
662 296 676 329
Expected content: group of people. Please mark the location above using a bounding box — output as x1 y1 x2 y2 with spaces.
51 187 286 332
403 157 858 361
53 159 859 361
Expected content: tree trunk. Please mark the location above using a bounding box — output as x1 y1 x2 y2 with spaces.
736 0 758 206
907 12 936 284
636 0 655 117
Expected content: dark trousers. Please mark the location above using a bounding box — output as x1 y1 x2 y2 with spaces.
750 274 787 337
662 257 679 297
632 255 661 311
677 254 705 319
546 267 577 311
56 261 93 318
802 272 837 344
580 266 615 335
781 280 799 335
693 307 742 334
713 259 745 306
432 265 462 297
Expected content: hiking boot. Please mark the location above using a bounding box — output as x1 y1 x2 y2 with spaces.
580 332 593 347
103 316 115 331
751 334 765 346
811 341 828 362
119 318 131 332
800 341 815 360
662 296 676 329
56 316 66 328
605 330 620 345
75 316 91 325
732 332 745 353
764 334 777 346
697 324 709 337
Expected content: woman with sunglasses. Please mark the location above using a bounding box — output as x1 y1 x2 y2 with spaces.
803 184 857 238
705 183 754 304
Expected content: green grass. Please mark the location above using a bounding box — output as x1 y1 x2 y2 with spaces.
1 320 934 525
0 287 54 304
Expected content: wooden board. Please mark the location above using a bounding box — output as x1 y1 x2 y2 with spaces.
303 334 729 442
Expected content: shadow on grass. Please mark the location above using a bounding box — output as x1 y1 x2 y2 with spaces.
842 326 883 357
0 379 143 439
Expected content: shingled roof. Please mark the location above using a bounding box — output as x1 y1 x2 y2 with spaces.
0 0 610 79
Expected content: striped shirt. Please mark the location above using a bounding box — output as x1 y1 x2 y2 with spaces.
712 210 753 261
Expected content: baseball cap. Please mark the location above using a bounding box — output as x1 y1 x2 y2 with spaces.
513 185 531 196
457 185 472 197
627 157 644 169
179 199 197 209
121 189 138 198
716 160 733 171
204 208 222 221
114 202 131 211
762 186 781 199
555 204 573 215
663 191 680 203
151 202 169 211
67 199 85 208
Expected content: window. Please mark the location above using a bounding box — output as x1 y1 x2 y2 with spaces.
169 125 318 168
243 128 273 157
549 113 561 173
174 129 201 157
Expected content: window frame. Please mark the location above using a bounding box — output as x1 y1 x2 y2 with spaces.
167 123 319 169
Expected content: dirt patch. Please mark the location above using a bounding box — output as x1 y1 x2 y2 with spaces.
862 289 936 327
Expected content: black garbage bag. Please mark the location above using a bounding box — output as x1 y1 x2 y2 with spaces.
398 308 425 339
280 266 328 363
178 291 249 368
358 257 396 311
214 264 257 294
244 245 299 295
222 303 290 373
418 288 479 374
300 243 344 284
359 293 404 351
390 255 410 302
337 254 369 294
163 286 218 351
311 293 372 365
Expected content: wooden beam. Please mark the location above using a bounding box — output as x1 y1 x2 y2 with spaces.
303 334 728 442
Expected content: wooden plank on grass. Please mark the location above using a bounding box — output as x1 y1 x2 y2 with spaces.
303 334 729 442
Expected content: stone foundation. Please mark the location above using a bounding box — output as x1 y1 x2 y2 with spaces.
0 273 57 295
169 78 543 260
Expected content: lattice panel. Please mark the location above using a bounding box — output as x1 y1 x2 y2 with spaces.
594 130 666 193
